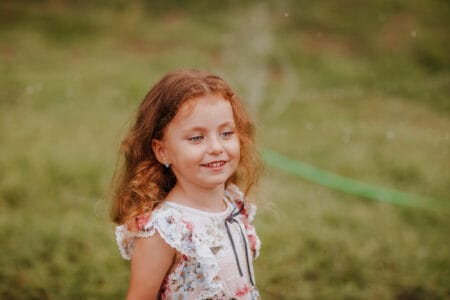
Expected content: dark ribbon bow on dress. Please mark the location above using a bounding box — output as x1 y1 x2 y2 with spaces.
224 203 255 286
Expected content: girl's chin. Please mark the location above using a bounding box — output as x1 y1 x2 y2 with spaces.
197 175 233 189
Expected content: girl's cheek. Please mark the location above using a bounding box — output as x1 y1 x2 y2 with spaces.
223 139 238 150
233 138 241 151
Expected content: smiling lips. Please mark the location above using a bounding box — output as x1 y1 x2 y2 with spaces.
201 160 228 168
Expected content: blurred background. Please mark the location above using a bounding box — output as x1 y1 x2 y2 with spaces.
0 0 449 299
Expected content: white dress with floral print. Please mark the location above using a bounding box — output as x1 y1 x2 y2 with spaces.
115 184 261 300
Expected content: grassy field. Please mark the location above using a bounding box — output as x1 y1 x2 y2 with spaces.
0 1 449 299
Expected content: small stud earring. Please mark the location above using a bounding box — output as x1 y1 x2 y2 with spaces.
164 162 170 168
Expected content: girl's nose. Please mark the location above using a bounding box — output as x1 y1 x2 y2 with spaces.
208 136 224 154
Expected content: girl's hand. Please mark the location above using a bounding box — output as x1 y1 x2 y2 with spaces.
126 231 176 300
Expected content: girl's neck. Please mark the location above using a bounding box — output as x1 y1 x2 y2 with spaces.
165 183 227 212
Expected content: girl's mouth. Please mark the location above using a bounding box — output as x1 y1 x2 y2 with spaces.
201 160 228 168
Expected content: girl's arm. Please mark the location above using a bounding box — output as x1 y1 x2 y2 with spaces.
126 231 176 300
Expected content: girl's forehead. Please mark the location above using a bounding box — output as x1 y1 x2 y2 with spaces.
175 94 233 120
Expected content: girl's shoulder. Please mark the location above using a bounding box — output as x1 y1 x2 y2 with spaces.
115 204 192 260
226 184 261 259
225 183 257 223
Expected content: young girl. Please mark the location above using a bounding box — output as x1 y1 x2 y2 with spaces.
112 69 262 299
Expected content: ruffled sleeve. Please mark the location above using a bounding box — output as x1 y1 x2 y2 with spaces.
115 208 197 260
115 206 224 298
225 184 261 259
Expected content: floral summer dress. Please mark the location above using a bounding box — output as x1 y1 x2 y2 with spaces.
115 184 261 300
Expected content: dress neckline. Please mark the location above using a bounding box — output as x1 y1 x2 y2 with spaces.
163 196 233 217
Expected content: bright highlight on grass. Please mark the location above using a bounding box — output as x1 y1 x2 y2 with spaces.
263 148 446 213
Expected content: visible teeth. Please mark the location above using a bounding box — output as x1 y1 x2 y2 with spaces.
206 161 224 167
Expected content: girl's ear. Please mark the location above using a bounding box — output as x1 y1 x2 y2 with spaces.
151 139 169 165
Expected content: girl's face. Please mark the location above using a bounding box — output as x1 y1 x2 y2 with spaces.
153 94 240 191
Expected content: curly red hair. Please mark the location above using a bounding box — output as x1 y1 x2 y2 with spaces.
111 69 262 224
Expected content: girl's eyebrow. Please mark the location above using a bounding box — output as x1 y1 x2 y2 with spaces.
182 121 235 132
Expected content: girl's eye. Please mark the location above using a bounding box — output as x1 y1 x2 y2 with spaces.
188 136 204 142
220 131 234 138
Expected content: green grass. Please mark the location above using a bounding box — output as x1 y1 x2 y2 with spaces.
0 1 449 299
